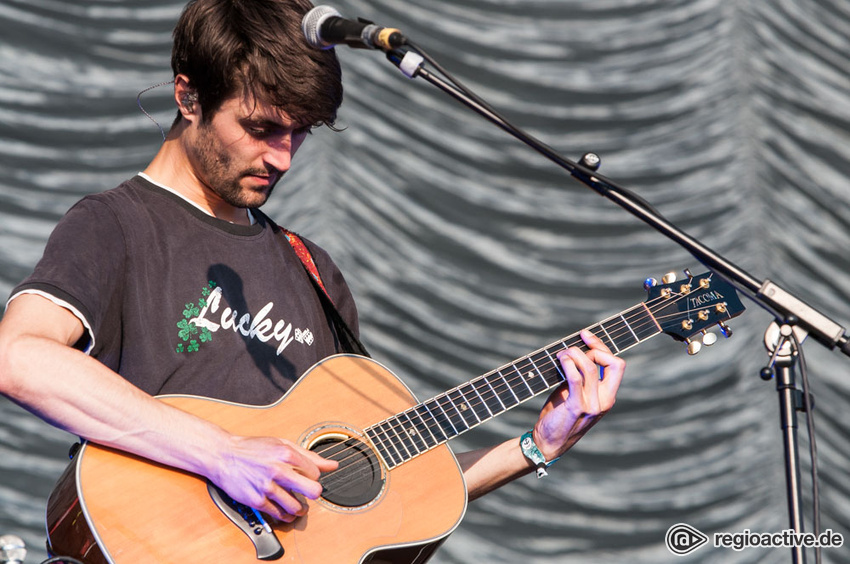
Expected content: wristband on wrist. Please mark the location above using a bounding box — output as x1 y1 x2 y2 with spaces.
520 430 560 478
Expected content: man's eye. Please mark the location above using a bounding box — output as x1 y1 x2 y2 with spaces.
247 127 270 137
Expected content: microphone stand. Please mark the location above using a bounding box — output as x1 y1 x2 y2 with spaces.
384 46 849 563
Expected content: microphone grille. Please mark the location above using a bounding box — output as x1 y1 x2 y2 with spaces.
302 5 341 50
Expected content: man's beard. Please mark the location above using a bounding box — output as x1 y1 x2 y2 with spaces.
189 121 281 210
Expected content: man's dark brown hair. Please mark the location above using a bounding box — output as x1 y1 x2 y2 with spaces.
171 0 343 127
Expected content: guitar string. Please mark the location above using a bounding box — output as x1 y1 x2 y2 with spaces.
312 282 730 485
314 286 727 487
313 282 733 489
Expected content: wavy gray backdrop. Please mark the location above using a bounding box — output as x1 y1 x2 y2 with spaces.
2 0 850 562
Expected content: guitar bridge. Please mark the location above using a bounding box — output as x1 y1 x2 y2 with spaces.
207 482 284 560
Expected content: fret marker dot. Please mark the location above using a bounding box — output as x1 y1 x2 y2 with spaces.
408 428 417 436
460 403 468 411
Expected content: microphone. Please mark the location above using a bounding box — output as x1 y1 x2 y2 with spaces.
302 6 406 51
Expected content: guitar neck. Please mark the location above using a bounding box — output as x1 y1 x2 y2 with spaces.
365 301 661 469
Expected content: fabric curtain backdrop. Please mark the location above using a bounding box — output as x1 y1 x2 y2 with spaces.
2 0 849 562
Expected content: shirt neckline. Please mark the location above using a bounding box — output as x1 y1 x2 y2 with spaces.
137 172 256 225
132 174 266 237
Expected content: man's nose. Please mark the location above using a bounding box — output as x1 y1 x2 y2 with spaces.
263 134 294 172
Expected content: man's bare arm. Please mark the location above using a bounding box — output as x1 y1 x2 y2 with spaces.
0 294 336 521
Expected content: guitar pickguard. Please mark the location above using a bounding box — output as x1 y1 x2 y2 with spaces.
207 483 285 560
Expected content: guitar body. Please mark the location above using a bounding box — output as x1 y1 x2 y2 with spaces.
46 355 468 564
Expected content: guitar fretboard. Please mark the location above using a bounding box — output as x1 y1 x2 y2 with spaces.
365 303 661 469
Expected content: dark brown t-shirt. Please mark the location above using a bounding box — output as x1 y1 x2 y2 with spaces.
10 175 359 405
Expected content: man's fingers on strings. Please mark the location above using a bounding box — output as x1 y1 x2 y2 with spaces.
579 329 612 353
267 482 309 518
557 346 602 388
304 447 340 473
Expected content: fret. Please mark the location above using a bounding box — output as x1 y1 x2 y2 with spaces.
459 382 491 422
558 338 576 354
603 315 637 350
411 406 440 447
528 353 550 387
446 390 477 430
480 376 506 415
484 374 519 413
430 394 469 436
392 416 421 458
511 364 534 403
482 376 505 411
365 427 396 467
528 354 561 388
402 412 431 451
372 422 402 466
421 400 450 442
630 304 660 341
472 377 502 417
381 420 410 463
380 419 414 462
542 349 565 383
593 322 619 353
621 313 640 342
430 397 461 437
516 360 549 395
492 371 520 408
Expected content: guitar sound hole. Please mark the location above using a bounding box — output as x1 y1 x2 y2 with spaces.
311 436 385 508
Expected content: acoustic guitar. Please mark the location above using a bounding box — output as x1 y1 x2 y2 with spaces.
45 270 745 563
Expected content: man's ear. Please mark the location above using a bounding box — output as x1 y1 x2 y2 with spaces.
174 74 199 121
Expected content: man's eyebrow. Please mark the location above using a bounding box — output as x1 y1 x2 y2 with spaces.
241 115 311 129
241 116 283 126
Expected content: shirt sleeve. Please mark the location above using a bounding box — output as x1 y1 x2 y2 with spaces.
8 196 127 355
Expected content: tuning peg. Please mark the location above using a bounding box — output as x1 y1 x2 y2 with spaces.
702 330 718 346
662 272 677 284
686 338 702 355
643 277 658 291
579 152 601 171
719 322 733 338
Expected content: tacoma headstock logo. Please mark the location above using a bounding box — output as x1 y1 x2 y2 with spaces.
689 290 725 309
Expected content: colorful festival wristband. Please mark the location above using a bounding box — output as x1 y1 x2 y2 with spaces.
520 430 560 478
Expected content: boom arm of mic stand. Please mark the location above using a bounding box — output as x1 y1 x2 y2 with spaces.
385 49 850 357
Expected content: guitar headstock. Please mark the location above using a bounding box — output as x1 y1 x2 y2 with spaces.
645 270 746 354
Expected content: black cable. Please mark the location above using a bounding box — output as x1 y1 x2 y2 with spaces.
790 330 821 564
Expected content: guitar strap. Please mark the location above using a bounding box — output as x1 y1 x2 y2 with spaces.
282 229 370 358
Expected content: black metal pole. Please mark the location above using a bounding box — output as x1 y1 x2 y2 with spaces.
766 323 808 564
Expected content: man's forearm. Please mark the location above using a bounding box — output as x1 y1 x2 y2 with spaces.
0 330 230 479
456 438 537 501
